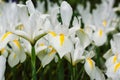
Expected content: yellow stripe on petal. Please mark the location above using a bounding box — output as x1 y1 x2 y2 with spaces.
49 31 57 37
113 55 117 64
14 54 16 59
87 58 93 69
98 29 103 37
13 40 21 49
1 32 12 41
114 63 120 72
102 20 107 27
59 34 65 46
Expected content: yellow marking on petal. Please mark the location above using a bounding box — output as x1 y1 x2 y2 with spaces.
59 34 65 46
14 54 16 59
49 49 56 56
1 32 12 41
114 63 120 72
49 31 57 37
13 40 21 49
98 29 103 37
87 58 93 69
0 48 5 54
113 55 117 63
39 43 45 46
102 20 107 27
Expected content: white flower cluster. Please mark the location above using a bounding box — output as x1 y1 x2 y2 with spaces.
0 0 119 80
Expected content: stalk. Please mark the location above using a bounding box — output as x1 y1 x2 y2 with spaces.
31 46 37 80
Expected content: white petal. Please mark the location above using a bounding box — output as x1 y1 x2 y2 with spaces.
0 48 8 58
8 52 19 67
37 48 56 67
41 53 56 67
94 67 105 80
93 30 107 46
0 55 6 80
84 58 96 80
76 29 91 48
0 32 17 50
21 39 31 55
33 30 47 42
111 33 120 54
13 30 31 42
19 50 26 63
103 49 113 59
26 0 35 14
49 35 73 58
60 1 73 27
105 55 117 68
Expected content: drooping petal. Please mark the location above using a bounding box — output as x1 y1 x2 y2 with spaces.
105 55 118 68
106 62 120 80
93 29 107 46
19 50 26 63
41 49 56 67
49 33 73 58
84 58 96 80
37 48 56 67
94 67 105 80
10 40 26 63
0 32 17 50
8 52 19 67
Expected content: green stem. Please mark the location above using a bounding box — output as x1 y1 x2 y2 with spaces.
57 57 64 80
76 65 84 80
31 46 37 80
73 66 76 80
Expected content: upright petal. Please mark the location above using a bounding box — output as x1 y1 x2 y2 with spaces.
60 1 73 27
26 0 35 14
